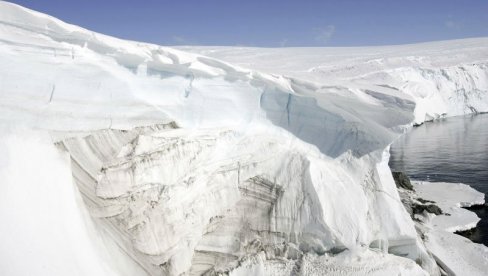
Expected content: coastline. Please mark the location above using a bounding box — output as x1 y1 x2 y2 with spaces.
455 203 488 244
398 180 488 275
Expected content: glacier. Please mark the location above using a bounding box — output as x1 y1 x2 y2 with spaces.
0 2 487 275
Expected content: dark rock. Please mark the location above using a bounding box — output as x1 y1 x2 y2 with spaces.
417 197 435 204
463 203 488 211
401 199 413 215
412 203 443 215
456 203 487 245
391 171 414 191
455 227 483 244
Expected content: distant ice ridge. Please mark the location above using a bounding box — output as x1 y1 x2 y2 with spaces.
182 39 488 125
0 2 487 276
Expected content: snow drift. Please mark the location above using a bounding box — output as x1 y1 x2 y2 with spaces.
0 2 487 275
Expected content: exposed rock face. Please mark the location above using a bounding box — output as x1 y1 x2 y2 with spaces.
412 204 443 216
392 171 414 191
393 172 443 218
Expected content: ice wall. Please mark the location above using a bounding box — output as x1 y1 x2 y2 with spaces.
0 127 147 276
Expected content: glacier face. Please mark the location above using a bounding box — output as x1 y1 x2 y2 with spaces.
0 2 487 275
59 123 424 275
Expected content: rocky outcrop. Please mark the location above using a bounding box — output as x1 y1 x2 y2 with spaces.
392 171 414 191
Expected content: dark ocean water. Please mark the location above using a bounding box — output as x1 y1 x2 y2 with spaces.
389 113 488 246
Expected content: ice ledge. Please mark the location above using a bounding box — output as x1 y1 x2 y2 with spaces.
411 181 488 275
413 181 485 232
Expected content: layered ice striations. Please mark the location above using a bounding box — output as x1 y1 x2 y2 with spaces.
0 2 487 275
59 124 430 275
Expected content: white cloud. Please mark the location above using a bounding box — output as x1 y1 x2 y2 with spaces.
279 39 288 47
172 35 186 43
445 20 461 30
315 25 336 44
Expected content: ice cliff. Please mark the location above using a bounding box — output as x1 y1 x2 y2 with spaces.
0 2 487 275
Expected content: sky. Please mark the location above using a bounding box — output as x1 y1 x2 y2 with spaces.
7 0 488 47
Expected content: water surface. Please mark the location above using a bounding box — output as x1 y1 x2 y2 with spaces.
389 114 488 245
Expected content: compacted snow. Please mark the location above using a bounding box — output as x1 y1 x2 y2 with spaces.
414 181 485 232
412 182 488 276
0 2 487 275
0 127 148 276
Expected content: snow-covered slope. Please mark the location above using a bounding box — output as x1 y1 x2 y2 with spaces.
181 38 488 125
0 2 487 275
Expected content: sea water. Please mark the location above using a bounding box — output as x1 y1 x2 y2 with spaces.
390 113 488 245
